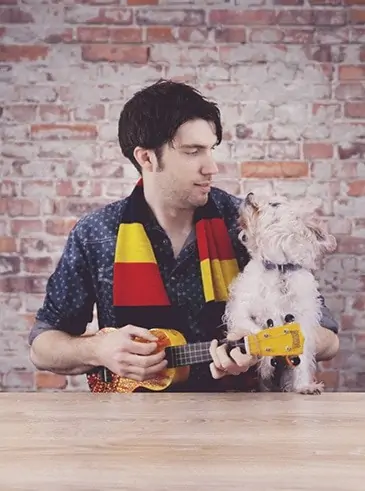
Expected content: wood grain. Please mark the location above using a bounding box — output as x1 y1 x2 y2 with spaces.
0 392 364 490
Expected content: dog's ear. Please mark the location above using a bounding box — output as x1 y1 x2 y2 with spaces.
237 202 248 243
244 192 259 210
307 219 337 253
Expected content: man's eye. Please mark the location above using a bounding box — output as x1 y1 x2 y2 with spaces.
186 150 199 155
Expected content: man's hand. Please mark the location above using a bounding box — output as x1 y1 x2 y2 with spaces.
209 334 258 380
96 325 168 382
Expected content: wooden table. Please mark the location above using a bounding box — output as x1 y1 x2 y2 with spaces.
0 392 364 490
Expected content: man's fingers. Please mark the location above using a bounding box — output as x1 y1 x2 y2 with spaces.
209 362 226 380
123 350 166 368
209 340 224 370
123 325 158 342
229 347 257 371
123 338 159 356
122 358 168 381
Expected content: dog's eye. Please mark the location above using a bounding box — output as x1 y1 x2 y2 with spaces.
269 202 280 208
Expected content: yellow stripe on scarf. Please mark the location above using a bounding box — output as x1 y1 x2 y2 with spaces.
200 258 239 302
115 223 156 263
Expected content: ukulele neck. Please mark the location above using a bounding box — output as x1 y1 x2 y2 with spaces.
165 339 247 368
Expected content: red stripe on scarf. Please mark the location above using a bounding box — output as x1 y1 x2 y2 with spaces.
196 218 236 261
113 262 170 307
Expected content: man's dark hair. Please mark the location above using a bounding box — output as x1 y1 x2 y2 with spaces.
118 79 223 173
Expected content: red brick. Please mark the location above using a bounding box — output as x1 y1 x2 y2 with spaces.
177 27 209 43
249 27 284 43
3 370 34 390
110 27 142 43
339 65 365 80
66 7 133 25
350 9 365 23
313 9 347 25
81 44 148 63
346 0 365 4
3 104 37 122
21 180 54 197
267 142 300 160
0 237 17 253
77 26 109 43
35 372 68 390
0 180 18 197
345 102 365 118
127 0 158 4
352 294 365 311
11 219 43 235
310 0 343 4
347 179 365 196
0 256 20 274
275 0 304 3
0 276 47 294
281 28 314 43
337 236 365 254
0 7 34 23
6 198 41 217
39 104 71 122
360 47 365 62
303 143 334 159
240 161 308 178
73 104 105 121
209 9 276 25
0 45 49 62
146 26 174 42
44 28 74 44
315 371 339 391
338 142 365 159
23 257 53 274
136 9 204 26
55 180 102 197
312 102 342 117
215 27 246 43
276 9 313 25
45 218 77 236
335 83 365 100
31 123 97 140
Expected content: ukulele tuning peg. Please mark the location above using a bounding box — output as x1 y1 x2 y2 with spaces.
266 318 274 328
284 314 295 324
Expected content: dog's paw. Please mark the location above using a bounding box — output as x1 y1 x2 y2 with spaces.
295 381 324 395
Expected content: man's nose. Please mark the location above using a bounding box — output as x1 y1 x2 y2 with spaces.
202 155 219 176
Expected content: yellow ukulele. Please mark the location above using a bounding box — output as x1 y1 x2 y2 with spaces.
86 323 305 393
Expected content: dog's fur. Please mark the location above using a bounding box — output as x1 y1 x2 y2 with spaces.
224 191 337 394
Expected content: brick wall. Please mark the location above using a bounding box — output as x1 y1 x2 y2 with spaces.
0 0 364 392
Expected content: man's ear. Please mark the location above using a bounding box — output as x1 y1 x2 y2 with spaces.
133 147 155 172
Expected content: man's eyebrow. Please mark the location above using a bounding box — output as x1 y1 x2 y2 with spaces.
179 143 217 149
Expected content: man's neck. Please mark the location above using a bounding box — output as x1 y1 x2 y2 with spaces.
145 190 194 236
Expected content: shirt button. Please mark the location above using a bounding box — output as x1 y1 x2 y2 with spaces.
171 276 176 281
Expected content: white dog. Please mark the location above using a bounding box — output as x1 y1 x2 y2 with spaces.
224 191 337 394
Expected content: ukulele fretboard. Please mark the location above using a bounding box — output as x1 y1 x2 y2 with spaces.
165 340 246 368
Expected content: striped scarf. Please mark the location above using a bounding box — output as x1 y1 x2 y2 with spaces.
113 178 239 335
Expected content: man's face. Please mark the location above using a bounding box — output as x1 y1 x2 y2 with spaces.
150 119 219 209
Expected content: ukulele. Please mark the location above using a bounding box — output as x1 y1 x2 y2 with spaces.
86 322 305 393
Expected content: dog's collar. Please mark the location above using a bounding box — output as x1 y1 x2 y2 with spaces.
263 260 302 274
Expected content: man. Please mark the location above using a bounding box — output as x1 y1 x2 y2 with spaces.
28 80 339 392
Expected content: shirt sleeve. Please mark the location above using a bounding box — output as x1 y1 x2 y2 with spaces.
29 224 96 344
318 295 339 334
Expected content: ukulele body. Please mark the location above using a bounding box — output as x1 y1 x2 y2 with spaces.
87 328 190 393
